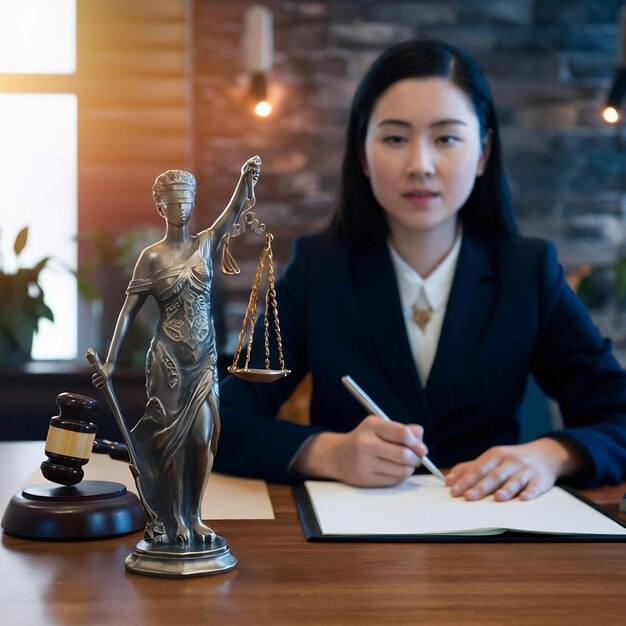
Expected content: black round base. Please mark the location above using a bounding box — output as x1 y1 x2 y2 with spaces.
1 480 146 540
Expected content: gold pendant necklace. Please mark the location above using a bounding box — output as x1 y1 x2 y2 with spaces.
412 305 433 331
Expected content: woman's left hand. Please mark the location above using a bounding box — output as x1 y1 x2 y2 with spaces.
445 437 587 502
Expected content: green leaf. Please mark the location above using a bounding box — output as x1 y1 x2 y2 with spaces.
576 270 611 309
8 317 34 353
614 256 626 303
32 300 54 324
31 257 50 277
13 226 28 258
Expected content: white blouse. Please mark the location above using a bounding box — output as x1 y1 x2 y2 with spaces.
388 232 462 386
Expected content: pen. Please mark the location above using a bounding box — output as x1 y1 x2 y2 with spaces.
341 375 446 483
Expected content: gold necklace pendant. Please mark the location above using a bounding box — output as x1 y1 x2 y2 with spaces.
412 306 433 331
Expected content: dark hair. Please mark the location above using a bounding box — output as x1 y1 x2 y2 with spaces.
328 39 518 247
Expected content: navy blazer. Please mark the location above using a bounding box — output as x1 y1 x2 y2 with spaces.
215 232 626 485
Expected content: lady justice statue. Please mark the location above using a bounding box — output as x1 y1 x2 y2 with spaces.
89 156 261 577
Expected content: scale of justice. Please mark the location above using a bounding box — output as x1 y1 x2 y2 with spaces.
1 184 291 578
220 207 291 383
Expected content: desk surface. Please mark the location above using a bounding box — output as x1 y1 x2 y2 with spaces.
2 441 626 626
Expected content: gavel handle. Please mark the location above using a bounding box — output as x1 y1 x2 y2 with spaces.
92 438 130 462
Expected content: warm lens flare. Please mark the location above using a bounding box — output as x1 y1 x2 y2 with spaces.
602 106 620 124
254 101 272 117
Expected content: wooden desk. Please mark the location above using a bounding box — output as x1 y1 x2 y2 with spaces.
2 442 626 625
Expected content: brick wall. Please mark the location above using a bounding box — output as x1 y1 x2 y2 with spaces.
191 0 626 350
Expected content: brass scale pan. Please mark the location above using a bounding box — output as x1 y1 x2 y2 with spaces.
226 366 288 383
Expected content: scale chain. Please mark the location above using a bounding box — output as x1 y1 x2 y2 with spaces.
224 229 290 381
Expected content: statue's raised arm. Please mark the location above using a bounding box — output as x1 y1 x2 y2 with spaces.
206 155 261 256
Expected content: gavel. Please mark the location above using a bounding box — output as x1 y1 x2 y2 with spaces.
41 392 99 486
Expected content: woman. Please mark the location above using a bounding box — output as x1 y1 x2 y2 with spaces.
93 156 260 545
215 40 626 501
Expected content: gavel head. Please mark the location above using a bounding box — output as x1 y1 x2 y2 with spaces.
40 392 99 486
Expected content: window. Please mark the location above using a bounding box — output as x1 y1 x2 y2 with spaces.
0 0 77 359
0 0 76 74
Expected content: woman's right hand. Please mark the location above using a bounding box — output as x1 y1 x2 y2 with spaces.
92 362 115 390
292 416 428 487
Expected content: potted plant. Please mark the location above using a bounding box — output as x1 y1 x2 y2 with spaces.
0 226 54 365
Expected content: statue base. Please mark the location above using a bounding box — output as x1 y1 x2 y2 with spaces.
125 535 237 577
1 480 146 540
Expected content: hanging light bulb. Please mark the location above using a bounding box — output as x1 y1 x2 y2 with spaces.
603 105 620 124
243 5 273 117
250 70 272 117
601 5 626 124
254 101 272 117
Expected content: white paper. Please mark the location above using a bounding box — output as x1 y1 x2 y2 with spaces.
24 454 274 520
304 475 626 536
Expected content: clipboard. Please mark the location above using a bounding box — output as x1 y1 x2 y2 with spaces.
292 480 626 543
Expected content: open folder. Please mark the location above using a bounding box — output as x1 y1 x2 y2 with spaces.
293 475 626 542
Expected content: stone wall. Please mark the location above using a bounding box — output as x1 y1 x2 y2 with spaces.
192 0 626 350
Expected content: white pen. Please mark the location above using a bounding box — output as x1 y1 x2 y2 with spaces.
341 375 446 483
